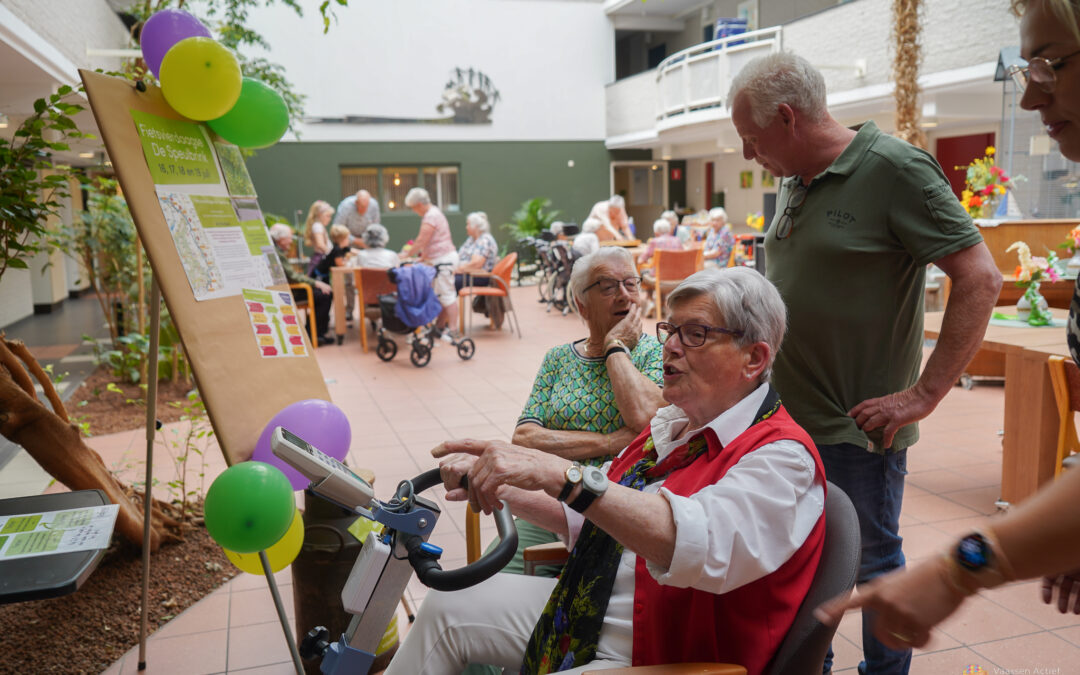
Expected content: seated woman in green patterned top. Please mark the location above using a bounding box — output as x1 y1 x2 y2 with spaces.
504 246 666 575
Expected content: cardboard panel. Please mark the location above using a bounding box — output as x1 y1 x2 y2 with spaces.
79 69 330 465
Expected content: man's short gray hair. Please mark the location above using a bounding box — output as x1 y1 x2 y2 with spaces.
466 211 490 234
709 207 727 222
582 217 602 234
362 223 389 248
569 247 634 301
608 194 626 210
404 187 431 207
727 52 828 128
666 267 787 383
653 218 672 235
268 223 293 241
550 221 564 236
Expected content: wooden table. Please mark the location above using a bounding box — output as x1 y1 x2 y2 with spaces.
924 307 1069 506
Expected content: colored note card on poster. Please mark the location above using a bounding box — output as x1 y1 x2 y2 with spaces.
0 505 118 559
130 110 221 186
242 288 310 358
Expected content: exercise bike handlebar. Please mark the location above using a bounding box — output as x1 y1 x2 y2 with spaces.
404 468 518 592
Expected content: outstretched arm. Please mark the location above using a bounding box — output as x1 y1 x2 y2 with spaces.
511 422 637 461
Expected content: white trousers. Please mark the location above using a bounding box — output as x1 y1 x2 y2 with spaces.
385 573 628 675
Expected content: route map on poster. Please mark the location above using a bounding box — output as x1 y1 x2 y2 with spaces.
131 110 282 301
0 504 118 559
242 288 310 358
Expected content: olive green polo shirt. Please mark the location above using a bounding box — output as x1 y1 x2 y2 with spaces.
765 120 982 452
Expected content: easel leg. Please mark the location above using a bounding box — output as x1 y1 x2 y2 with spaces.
260 550 306 675
138 279 161 671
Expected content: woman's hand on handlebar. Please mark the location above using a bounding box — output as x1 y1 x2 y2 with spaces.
437 452 476 503
432 439 568 515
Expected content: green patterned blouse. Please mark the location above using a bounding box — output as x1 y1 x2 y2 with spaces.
517 335 664 463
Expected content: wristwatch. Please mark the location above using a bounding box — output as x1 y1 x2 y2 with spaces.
604 339 630 360
557 462 583 502
567 465 609 513
947 531 1008 595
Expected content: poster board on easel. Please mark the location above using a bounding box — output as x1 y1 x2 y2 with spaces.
78 69 330 466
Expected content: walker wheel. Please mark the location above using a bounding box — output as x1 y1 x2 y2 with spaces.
410 345 432 367
456 338 476 361
376 338 397 362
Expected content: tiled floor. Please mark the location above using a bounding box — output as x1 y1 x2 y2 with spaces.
5 285 1080 674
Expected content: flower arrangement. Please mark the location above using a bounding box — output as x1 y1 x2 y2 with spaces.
956 146 1016 218
1007 240 1057 325
745 212 764 231
1061 225 1080 256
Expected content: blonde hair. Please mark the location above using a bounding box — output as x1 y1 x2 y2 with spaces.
329 224 350 245
1011 0 1080 42
304 200 332 248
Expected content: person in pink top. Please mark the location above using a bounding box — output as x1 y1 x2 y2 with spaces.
637 218 685 266
405 187 460 335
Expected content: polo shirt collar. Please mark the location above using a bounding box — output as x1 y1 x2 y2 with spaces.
821 119 880 177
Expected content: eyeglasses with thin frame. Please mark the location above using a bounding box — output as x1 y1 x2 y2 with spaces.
1009 49 1080 94
582 276 642 296
656 321 743 348
774 183 809 240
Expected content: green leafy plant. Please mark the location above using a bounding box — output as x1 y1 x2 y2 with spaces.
502 198 561 240
159 389 214 519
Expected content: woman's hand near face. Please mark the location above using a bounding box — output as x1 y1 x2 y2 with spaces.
605 302 643 351
432 439 568 514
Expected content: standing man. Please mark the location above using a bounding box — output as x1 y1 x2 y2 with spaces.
728 52 1000 674
334 189 381 247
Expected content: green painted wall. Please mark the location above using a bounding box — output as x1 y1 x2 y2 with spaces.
245 141 647 251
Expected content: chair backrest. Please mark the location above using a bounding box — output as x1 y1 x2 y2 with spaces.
356 267 396 305
492 252 517 288
766 481 861 675
654 248 703 282
1048 355 1080 477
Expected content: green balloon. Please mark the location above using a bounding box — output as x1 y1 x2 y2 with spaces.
208 77 290 149
204 461 295 553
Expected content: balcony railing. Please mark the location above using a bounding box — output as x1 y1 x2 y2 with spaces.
655 27 782 122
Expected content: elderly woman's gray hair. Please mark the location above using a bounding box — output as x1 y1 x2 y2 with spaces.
466 211 491 235
661 210 679 227
708 207 727 222
362 223 390 249
404 187 431 208
608 194 626 210
582 217 602 234
550 221 564 236
666 267 787 383
268 223 293 241
727 52 828 128
652 218 672 236
569 247 635 301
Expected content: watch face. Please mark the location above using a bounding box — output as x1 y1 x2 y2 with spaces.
957 533 991 571
582 466 608 493
566 465 583 483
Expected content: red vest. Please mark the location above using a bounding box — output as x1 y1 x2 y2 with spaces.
606 405 825 674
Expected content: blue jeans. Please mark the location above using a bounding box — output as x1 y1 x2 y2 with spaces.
819 443 911 675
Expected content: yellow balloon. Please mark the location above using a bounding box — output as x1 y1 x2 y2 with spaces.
159 36 242 120
224 508 304 574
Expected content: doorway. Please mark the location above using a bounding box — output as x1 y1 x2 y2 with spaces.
611 161 668 240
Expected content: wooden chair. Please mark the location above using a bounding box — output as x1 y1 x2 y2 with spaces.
457 253 522 338
353 267 396 353
1048 355 1080 477
652 248 704 319
288 283 319 349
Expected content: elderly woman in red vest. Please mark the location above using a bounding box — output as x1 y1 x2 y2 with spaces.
386 266 826 675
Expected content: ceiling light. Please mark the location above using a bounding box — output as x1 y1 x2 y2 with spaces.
920 121 938 128
651 164 658 171
78 152 95 158
722 147 737 153
388 201 396 209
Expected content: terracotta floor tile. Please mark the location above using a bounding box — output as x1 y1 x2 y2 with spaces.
226 620 297 671
229 586 296 627
153 588 230 637
936 593 1042 644
909 646 1000 673
970 630 1080 671
1052 624 1080 647
137 628 229 674
897 522 953 560
983 579 1080 630
901 493 982 523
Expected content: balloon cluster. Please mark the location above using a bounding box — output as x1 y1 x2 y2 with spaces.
203 399 352 574
140 9 289 148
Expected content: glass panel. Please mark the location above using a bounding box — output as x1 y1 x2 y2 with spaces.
439 167 460 213
382 167 418 212
650 165 664 205
341 168 378 201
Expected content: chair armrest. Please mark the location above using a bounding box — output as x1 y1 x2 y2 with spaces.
523 541 570 576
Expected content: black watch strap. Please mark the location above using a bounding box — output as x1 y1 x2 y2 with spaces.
604 345 629 360
567 489 599 514
557 478 576 502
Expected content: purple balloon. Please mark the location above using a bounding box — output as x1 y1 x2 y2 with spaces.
140 9 212 78
252 399 352 490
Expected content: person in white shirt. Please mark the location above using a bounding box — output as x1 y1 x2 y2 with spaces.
354 224 400 269
571 218 602 257
585 194 632 242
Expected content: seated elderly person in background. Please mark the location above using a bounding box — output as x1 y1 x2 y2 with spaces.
496 247 665 576
571 218 602 258
268 223 334 346
387 267 826 674
586 194 633 242
637 218 684 267
703 207 736 268
354 224 400 269
404 187 460 338
455 211 499 292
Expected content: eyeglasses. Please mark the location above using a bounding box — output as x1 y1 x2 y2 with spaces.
656 321 743 348
774 183 808 240
582 276 642 296
1009 49 1080 93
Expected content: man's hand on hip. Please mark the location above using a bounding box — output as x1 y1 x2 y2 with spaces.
848 385 937 449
